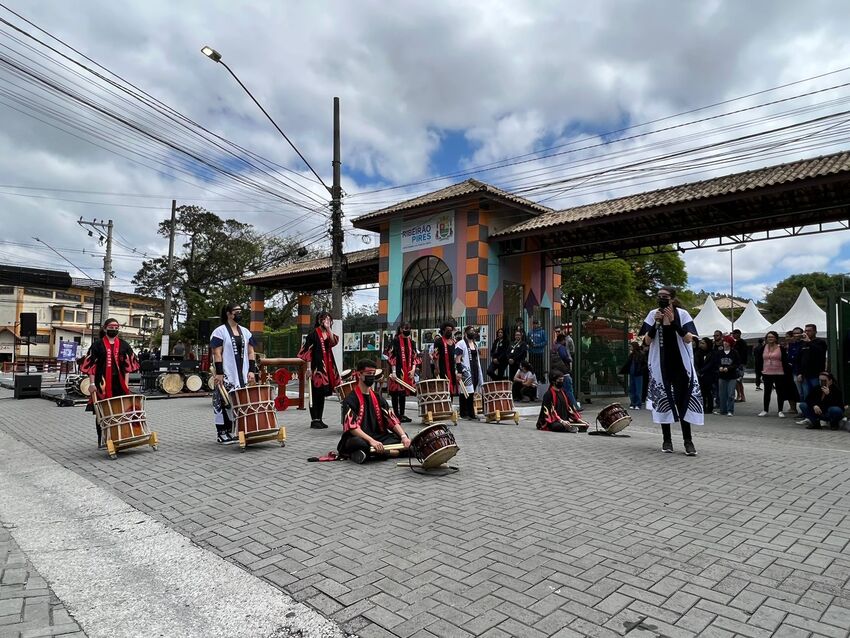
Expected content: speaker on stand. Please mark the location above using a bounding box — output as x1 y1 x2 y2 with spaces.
16 312 41 399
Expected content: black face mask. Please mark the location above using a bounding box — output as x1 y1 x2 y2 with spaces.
554 380 564 388
363 374 377 387
232 313 242 323
105 329 119 338
444 330 454 338
402 330 411 336
466 332 475 341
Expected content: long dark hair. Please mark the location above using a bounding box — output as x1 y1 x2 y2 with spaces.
314 311 331 328
395 321 411 337
219 303 241 325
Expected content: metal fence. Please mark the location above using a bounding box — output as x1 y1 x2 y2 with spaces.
562 309 630 401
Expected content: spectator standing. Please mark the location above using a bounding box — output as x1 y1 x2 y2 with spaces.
528 318 547 378
695 337 719 414
620 341 647 410
717 336 741 416
757 331 787 417
797 324 828 401
753 338 765 390
487 328 508 380
732 329 748 402
786 327 804 403
506 329 527 381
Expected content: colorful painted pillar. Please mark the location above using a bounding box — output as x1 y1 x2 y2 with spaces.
378 228 390 323
464 206 490 323
250 287 265 352
552 264 562 324
297 294 313 334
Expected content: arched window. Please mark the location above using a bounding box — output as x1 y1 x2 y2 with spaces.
402 256 453 327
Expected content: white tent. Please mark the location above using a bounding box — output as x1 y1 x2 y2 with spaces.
693 296 732 337
736 300 771 339
766 287 827 336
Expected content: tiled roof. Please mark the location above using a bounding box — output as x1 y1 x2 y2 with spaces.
244 248 379 283
352 178 553 228
492 151 850 237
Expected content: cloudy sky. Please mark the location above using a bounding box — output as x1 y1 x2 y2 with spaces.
2 0 850 312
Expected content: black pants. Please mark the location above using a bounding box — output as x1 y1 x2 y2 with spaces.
309 389 326 421
338 431 407 461
390 393 407 418
512 382 536 402
699 377 714 413
458 394 475 418
762 374 785 412
661 421 692 444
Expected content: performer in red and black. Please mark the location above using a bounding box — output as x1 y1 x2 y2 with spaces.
536 372 582 432
387 322 420 423
298 311 340 429
80 318 139 447
432 321 458 395
338 359 411 464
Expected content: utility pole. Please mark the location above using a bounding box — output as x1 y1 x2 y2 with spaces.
78 218 114 323
161 199 177 355
331 97 343 320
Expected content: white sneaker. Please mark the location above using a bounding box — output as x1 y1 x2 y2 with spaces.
758 411 768 417
778 412 786 418
796 418 812 426
726 412 734 417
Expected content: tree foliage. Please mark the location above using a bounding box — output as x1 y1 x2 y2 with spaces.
560 247 689 322
762 272 842 322
132 205 304 343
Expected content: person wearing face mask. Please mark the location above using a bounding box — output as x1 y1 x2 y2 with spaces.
536 372 581 432
455 326 484 420
432 321 458 396
717 336 741 417
298 311 341 429
639 286 703 456
338 359 411 464
80 318 140 447
210 303 258 444
507 329 528 381
387 322 420 422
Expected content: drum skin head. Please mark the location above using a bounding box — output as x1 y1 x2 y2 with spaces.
607 416 632 434
422 444 459 469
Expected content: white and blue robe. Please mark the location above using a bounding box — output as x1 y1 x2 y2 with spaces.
210 323 255 429
638 308 703 426
454 338 484 395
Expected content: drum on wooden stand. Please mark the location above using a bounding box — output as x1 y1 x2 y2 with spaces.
481 380 520 424
409 422 459 469
204 372 216 391
93 394 158 459
229 383 286 450
184 373 203 393
595 402 632 435
156 372 183 395
416 378 457 424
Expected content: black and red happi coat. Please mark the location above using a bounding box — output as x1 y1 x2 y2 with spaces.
298 328 340 397
536 386 581 430
80 337 139 410
387 335 421 395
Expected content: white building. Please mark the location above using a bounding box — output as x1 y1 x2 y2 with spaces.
0 279 163 362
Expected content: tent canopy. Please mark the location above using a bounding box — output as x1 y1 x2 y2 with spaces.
736 300 772 339
693 296 732 337
766 287 827 336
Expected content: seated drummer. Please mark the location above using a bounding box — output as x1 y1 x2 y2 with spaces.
338 359 412 464
537 372 583 433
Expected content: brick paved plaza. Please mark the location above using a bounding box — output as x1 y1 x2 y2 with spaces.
1 387 849 638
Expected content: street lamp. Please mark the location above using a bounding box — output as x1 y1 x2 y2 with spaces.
200 45 344 320
717 244 746 328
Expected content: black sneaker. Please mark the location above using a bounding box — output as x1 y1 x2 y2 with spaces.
805 423 822 430
684 441 697 456
217 432 233 445
350 449 368 464
310 420 327 429
319 420 331 429
661 440 673 453
400 415 412 423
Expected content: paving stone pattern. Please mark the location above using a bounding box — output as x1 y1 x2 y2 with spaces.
0 526 85 638
1 389 850 637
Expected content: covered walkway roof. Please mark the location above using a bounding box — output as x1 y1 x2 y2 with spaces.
243 247 379 291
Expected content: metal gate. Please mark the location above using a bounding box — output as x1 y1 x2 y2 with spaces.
402 256 453 330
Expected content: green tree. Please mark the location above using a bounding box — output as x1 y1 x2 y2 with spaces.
132 205 304 343
762 272 841 322
560 247 688 321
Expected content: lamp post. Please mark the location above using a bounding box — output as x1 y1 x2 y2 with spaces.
201 46 344 320
717 244 746 328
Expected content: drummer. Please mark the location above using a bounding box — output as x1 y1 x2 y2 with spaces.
455 325 484 420
536 372 582 433
298 311 340 429
210 303 257 445
432 321 458 396
80 318 140 447
387 322 420 423
338 359 411 464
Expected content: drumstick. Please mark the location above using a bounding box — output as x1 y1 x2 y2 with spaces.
307 370 313 409
368 443 406 453
389 372 417 394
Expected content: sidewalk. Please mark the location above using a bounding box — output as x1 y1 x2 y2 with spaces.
1 387 850 637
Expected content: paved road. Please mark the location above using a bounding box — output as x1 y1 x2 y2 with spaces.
1 388 849 637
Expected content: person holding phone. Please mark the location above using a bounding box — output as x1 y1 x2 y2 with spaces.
639 286 703 456
797 372 844 429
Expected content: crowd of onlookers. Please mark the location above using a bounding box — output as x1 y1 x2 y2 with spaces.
621 323 846 430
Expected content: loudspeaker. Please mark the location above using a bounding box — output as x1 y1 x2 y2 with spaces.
20 312 37 337
14 374 42 399
198 319 211 342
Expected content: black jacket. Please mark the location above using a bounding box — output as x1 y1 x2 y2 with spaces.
717 349 741 380
695 348 719 381
799 338 828 378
